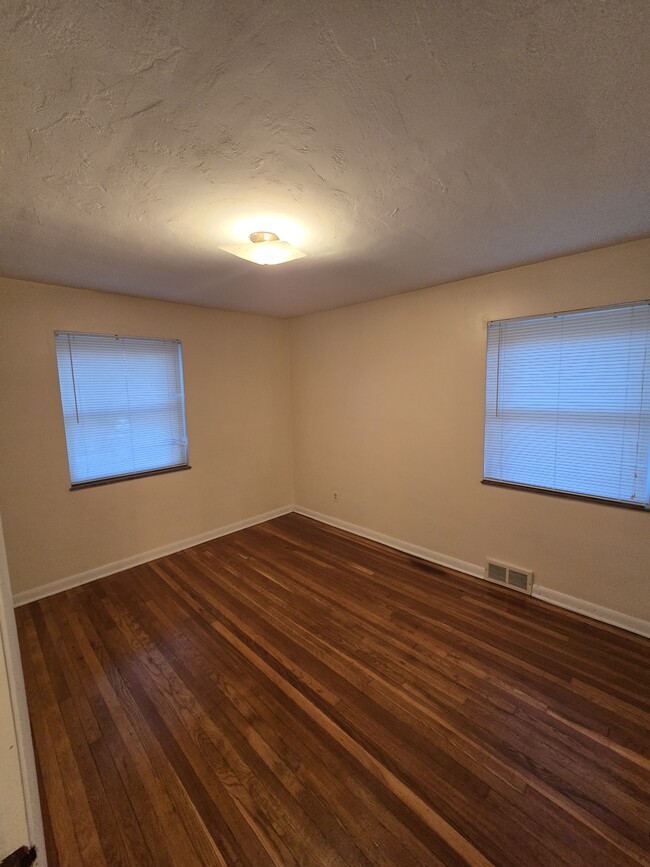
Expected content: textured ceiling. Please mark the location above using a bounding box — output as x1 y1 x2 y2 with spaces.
1 0 648 316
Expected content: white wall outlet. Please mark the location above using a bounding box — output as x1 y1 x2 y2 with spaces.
333 491 339 502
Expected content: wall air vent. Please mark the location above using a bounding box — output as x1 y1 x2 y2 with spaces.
485 560 533 595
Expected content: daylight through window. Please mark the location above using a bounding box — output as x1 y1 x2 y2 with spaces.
483 301 650 508
55 331 189 487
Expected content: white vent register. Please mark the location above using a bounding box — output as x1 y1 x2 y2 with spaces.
485 560 533 595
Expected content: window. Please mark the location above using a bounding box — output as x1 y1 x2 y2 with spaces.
483 301 650 508
55 331 189 487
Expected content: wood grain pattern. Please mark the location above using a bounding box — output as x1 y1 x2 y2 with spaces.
16 513 650 866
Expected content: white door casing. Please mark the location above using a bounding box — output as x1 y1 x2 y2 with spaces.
0 516 46 864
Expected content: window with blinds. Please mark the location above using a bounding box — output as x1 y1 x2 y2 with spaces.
483 301 650 508
55 332 189 487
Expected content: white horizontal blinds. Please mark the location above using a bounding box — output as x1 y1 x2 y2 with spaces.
484 302 650 506
55 332 188 485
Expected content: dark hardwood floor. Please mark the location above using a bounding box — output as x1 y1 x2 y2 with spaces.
16 513 650 866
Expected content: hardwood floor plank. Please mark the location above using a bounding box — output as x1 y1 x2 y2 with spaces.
16 513 650 866
134 568 442 865
79 592 274 867
101 580 350 867
174 550 537 862
19 608 110 867
181 531 650 860
151 560 465 867
41 595 171 865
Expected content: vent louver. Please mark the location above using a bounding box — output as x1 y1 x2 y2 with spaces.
485 560 533 595
487 562 507 583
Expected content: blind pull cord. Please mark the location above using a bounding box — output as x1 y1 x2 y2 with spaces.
495 324 502 418
67 335 80 424
634 319 650 505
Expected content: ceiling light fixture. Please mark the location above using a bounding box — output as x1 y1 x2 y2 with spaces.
219 230 306 266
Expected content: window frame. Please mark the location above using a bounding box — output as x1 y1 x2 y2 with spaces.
482 300 650 511
54 330 191 490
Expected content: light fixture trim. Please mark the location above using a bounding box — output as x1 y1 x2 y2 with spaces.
250 231 280 244
219 226 306 266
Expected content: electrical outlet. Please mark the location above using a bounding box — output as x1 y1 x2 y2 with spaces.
333 491 339 502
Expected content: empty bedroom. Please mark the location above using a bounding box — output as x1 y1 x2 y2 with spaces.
0 1 648 865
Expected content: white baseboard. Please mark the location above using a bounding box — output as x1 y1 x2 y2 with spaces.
15 503 650 640
12 506 294 608
294 506 650 639
532 586 650 639
293 506 485 580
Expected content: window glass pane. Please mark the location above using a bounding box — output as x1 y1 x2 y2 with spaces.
484 302 650 506
55 332 189 485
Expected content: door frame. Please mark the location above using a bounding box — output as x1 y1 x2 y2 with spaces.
0 516 46 864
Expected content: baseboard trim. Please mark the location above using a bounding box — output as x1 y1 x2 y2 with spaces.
294 506 650 639
531 586 650 639
293 506 485 580
12 505 294 607
15 504 650 639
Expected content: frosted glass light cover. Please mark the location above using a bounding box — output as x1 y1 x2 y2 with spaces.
219 240 306 265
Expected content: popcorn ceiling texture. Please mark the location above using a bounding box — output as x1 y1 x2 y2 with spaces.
0 0 648 316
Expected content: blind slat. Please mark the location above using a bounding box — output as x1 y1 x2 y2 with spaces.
484 302 650 507
55 332 189 486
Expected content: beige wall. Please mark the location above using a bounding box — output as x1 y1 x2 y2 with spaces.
0 278 293 597
290 239 650 623
2 241 649 622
